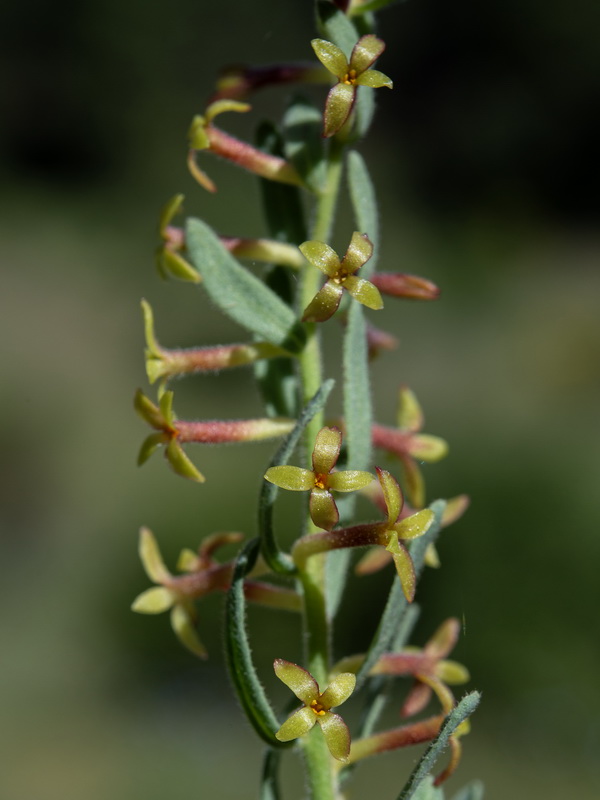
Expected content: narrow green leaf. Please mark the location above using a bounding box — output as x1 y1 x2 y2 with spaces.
185 218 305 353
328 300 372 618
353 85 376 140
283 95 326 193
451 782 485 800
224 538 291 747
343 302 372 473
260 748 282 800
396 692 482 800
316 0 359 55
348 151 379 276
259 380 335 574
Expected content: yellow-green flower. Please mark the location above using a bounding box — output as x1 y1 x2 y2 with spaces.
312 35 393 137
131 527 236 658
264 426 373 530
300 232 383 322
274 659 356 762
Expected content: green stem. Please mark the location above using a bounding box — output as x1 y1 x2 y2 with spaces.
298 139 345 456
297 138 345 800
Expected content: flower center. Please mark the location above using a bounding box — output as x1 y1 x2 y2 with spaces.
343 69 358 85
314 472 328 489
310 699 326 716
333 270 348 286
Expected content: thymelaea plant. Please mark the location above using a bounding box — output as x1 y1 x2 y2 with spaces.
132 2 481 798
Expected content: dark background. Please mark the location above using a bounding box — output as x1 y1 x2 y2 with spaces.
1 1 599 798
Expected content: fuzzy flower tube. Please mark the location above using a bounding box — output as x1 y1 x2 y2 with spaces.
131 2 481 798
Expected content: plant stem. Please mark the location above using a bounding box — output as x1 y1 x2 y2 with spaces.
297 138 345 800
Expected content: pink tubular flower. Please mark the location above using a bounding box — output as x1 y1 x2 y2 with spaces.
132 529 301 658
370 272 440 301
187 100 301 193
134 389 294 483
292 468 434 602
212 62 329 101
372 385 448 508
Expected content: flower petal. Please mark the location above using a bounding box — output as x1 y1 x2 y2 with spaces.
264 465 315 491
426 618 460 658
437 660 470 685
386 534 416 602
441 494 470 527
327 470 373 492
311 38 348 78
299 240 341 276
302 281 343 322
376 467 403 525
170 603 207 659
424 542 441 568
355 546 393 575
395 508 434 540
137 432 168 466
409 434 449 462
273 659 319 705
355 69 393 89
312 426 342 474
343 232 373 273
343 276 383 310
166 438 205 483
320 673 356 709
401 680 432 718
397 386 424 432
131 586 175 614
399 454 425 509
276 706 316 742
323 82 356 138
318 711 351 762
310 488 339 531
349 34 385 74
139 527 171 583
418 673 455 714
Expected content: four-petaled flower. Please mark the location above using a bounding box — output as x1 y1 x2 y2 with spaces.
264 426 373 530
274 659 356 761
131 527 239 658
371 617 470 717
312 35 393 137
300 232 383 323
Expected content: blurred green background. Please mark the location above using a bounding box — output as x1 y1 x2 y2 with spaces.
1 0 599 798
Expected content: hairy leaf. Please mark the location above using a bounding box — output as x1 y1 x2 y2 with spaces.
185 218 305 352
224 539 291 747
348 151 379 276
396 692 482 800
